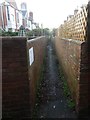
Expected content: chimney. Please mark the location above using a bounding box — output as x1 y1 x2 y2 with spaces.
74 9 78 14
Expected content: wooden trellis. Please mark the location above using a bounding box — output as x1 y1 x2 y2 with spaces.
58 5 87 41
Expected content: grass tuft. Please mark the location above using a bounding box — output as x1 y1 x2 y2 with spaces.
58 65 75 109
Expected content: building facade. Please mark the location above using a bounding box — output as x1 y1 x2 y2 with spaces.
21 2 32 30
0 0 35 32
0 0 22 32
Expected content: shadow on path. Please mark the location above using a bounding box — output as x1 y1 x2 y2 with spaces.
34 38 77 118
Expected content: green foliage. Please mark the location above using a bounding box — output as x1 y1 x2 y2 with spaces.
63 78 75 109
58 66 75 109
63 79 70 97
26 30 33 36
0 30 2 36
43 28 50 36
26 28 51 37
26 29 42 37
33 49 47 117
51 28 57 37
67 99 75 109
33 28 42 36
0 29 18 36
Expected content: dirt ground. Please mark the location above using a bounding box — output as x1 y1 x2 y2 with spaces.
34 39 77 118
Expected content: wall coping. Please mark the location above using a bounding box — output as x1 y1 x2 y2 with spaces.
0 37 27 40
28 36 45 43
0 36 45 41
61 38 85 45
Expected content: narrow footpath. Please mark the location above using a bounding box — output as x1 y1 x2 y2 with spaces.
34 38 77 118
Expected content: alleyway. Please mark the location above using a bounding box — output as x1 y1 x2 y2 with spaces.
34 38 77 118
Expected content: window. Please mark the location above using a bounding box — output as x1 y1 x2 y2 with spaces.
17 13 19 23
11 14 14 21
7 6 10 20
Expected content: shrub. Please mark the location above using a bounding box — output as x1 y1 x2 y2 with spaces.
0 30 18 36
0 29 3 36
26 30 33 37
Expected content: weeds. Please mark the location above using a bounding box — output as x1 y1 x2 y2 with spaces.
67 99 75 109
32 43 47 118
63 79 75 109
63 80 70 97
58 65 75 109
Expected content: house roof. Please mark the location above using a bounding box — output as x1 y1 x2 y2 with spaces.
6 0 18 9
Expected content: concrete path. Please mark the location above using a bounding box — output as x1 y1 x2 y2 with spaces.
34 39 77 118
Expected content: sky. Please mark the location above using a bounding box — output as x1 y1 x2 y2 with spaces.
16 0 88 29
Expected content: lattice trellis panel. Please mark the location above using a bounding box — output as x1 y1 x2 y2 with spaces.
58 5 87 41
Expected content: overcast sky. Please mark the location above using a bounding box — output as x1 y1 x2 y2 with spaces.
17 0 88 29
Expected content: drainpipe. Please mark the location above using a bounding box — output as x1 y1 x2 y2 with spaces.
0 4 4 30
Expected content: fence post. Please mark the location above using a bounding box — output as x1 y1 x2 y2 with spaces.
87 1 90 113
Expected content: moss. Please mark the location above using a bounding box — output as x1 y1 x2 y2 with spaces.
63 80 71 97
58 63 75 110
67 99 75 109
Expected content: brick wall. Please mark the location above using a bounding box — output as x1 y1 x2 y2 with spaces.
0 37 2 119
2 37 30 118
55 37 89 115
87 1 90 116
78 42 88 113
27 37 47 114
2 36 47 118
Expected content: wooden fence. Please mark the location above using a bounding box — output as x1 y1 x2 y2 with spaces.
58 5 87 41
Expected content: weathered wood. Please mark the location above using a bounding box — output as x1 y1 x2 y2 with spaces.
58 5 87 41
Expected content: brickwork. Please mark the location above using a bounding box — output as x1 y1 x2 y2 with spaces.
27 37 47 114
2 37 30 118
2 36 47 118
55 2 90 117
77 42 89 116
55 37 89 115
87 1 90 115
0 37 2 119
